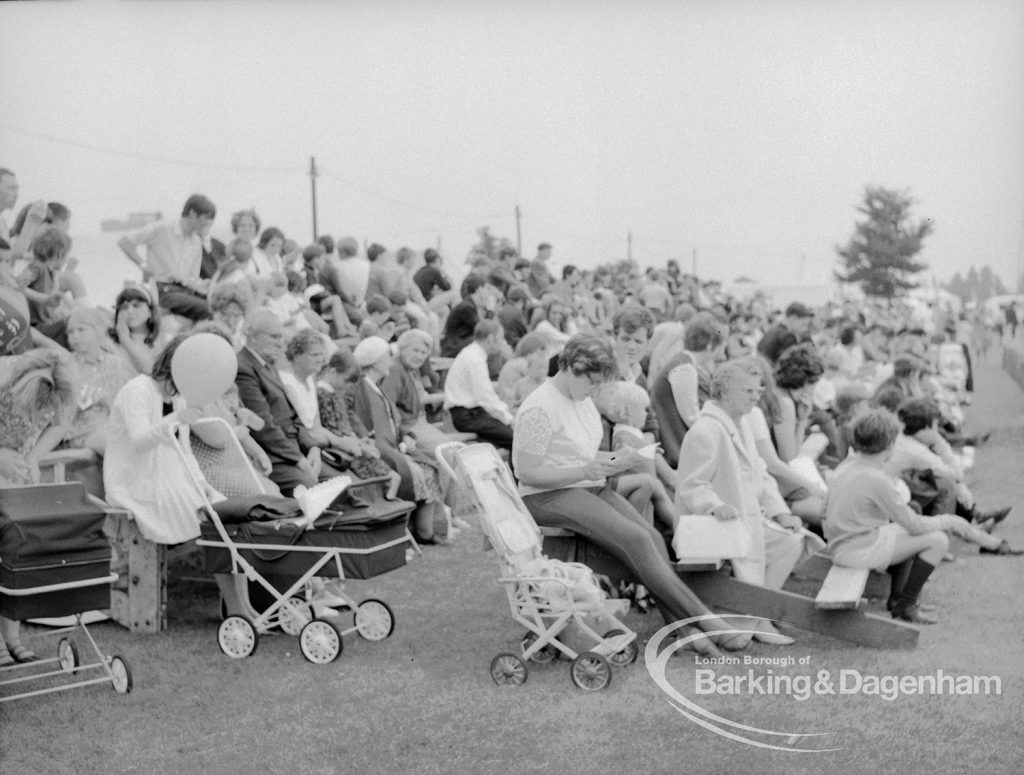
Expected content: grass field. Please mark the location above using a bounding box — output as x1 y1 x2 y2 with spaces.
1 348 1021 775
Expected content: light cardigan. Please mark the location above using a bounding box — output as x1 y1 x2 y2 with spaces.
675 401 788 578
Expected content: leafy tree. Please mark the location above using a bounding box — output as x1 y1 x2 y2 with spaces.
466 226 515 263
835 186 932 297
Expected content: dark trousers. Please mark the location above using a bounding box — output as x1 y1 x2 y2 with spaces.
269 457 347 498
449 406 514 450
157 282 212 322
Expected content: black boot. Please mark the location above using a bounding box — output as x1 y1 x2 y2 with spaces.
885 559 913 613
890 557 938 624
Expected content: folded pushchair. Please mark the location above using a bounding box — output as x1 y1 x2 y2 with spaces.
435 441 637 691
180 418 416 664
0 483 132 701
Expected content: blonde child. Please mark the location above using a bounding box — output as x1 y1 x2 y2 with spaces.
593 380 675 537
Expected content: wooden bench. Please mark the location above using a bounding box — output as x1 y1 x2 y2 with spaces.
541 528 919 649
814 564 870 610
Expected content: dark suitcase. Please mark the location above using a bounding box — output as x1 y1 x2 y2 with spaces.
202 500 412 581
0 483 112 619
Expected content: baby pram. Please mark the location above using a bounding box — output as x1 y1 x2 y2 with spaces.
0 483 132 701
181 418 415 664
435 441 637 691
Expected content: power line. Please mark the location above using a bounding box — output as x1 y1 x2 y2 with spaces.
0 121 299 174
318 167 505 222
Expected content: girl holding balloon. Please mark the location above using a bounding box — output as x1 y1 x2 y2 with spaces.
103 332 236 544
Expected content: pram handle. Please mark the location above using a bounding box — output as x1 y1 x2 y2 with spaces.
433 440 467 481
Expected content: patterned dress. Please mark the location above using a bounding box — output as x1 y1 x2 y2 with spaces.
0 349 75 486
316 383 396 481
60 351 134 449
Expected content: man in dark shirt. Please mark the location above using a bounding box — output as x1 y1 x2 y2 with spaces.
440 274 497 357
413 248 451 300
497 286 530 349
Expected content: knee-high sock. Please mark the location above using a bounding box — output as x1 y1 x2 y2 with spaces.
894 557 936 608
886 559 913 609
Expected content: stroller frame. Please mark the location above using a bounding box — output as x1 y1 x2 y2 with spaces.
0 574 132 702
435 441 637 691
180 417 410 664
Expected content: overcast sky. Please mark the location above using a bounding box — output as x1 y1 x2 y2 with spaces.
2 0 1022 292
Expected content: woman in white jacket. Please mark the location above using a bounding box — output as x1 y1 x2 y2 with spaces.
675 358 811 644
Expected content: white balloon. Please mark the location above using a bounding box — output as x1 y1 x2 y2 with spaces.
171 333 238 407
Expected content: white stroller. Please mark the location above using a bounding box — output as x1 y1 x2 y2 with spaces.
435 441 638 691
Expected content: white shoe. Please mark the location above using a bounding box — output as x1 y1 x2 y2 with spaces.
452 517 472 531
312 604 341 618
752 623 795 646
753 631 795 646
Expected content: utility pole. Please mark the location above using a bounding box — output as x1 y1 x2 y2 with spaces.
692 247 697 277
627 231 633 262
309 156 319 239
515 205 522 257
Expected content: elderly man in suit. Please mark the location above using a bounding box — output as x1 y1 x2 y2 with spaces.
234 310 320 496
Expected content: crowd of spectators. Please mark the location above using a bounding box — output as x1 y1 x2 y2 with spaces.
0 168 1019 664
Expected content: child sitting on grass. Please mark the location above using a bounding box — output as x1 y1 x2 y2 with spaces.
825 408 1020 626
593 380 675 540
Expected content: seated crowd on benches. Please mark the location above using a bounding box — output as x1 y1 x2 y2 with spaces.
0 173 1019 665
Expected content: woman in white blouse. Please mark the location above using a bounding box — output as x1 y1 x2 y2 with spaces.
513 333 750 654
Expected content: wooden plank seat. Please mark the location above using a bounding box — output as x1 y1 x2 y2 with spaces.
791 552 891 600
814 564 871 610
542 527 919 649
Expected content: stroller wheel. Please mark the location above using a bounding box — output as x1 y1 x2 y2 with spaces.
109 655 134 694
299 619 343 664
279 596 310 637
521 633 557 664
571 652 612 691
355 599 395 641
58 638 79 674
218 615 259 659
490 652 528 686
603 629 639 666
